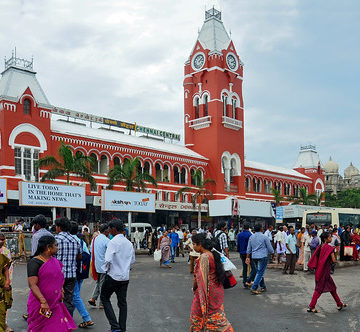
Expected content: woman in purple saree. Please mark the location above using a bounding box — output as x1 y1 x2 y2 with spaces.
27 236 76 332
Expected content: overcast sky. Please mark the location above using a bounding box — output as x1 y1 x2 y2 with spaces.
0 0 359 174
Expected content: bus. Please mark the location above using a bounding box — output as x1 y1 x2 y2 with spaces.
302 208 360 228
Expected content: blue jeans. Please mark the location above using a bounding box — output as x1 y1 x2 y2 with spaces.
240 254 257 286
73 279 91 322
170 246 177 261
251 257 268 290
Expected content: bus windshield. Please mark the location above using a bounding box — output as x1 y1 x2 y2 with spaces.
306 212 331 225
339 213 360 226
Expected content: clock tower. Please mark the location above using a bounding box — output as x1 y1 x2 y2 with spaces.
184 8 245 197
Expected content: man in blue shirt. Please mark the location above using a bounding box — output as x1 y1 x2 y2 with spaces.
237 224 256 287
283 226 297 275
168 227 179 263
246 224 274 295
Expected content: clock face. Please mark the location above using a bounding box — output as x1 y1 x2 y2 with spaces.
192 53 205 71
226 53 238 71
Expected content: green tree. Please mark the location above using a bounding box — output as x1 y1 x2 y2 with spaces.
177 170 215 229
271 188 284 206
36 141 96 219
36 141 96 187
291 187 317 205
107 157 157 191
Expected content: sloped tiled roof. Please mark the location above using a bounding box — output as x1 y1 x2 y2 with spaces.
0 66 50 105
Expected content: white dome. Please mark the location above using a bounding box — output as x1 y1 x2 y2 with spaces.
324 157 339 174
344 162 359 179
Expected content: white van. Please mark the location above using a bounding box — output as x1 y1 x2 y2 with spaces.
125 223 153 243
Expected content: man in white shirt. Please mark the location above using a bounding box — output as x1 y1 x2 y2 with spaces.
101 220 135 332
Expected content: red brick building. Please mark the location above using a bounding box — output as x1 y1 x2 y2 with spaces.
0 9 324 226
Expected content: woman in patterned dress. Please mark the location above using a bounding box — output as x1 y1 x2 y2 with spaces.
190 233 233 332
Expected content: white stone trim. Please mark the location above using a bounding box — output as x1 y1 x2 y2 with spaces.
0 165 15 170
51 135 208 166
245 169 313 183
9 123 47 152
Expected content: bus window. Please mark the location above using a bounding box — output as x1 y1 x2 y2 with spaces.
339 213 360 226
306 212 331 226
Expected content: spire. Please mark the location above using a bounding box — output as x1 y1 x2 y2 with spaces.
197 7 231 53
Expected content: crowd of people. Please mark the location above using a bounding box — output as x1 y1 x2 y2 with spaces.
0 217 356 331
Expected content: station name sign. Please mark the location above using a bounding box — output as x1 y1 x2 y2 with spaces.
52 107 180 141
19 182 86 209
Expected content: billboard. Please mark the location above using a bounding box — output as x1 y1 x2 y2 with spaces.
209 199 233 216
101 190 155 212
19 182 86 208
0 179 7 204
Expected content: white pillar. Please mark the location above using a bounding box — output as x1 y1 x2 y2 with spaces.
52 207 57 224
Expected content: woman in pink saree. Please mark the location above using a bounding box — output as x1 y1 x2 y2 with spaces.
190 233 233 332
307 232 347 313
27 236 77 332
157 230 172 268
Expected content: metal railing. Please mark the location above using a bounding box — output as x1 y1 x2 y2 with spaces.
189 116 212 130
222 116 242 130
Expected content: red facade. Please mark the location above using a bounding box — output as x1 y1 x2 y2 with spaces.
0 8 324 223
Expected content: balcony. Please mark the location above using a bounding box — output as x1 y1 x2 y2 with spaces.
222 116 242 130
225 184 238 193
189 116 212 130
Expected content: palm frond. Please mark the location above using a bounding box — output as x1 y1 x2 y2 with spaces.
40 168 65 182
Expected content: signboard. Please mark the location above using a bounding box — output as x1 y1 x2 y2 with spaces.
0 179 7 204
101 190 155 212
19 182 86 209
209 199 233 216
155 201 208 212
52 107 180 141
238 200 272 218
276 206 284 223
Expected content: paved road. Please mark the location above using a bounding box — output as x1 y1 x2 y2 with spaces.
8 254 360 332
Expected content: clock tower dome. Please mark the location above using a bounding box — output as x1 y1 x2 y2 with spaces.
184 8 245 197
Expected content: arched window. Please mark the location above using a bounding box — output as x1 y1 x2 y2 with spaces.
155 163 162 181
23 99 31 115
163 164 170 182
180 167 187 184
190 169 196 185
204 95 208 116
182 193 187 202
114 157 121 166
100 155 108 174
232 99 236 119
245 177 251 191
222 95 227 116
230 159 236 183
195 97 200 119
137 162 143 175
175 193 180 202
144 161 151 175
164 192 170 201
174 166 180 184
90 153 98 173
264 180 272 194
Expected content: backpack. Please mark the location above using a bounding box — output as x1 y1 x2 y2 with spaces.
76 239 91 280
213 231 225 252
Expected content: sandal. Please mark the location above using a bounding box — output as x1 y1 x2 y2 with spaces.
79 320 95 328
88 299 96 307
337 304 348 311
260 288 267 292
307 307 319 313
250 290 260 295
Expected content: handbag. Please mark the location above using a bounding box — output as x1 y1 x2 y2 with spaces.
153 249 161 261
344 246 353 256
223 270 237 289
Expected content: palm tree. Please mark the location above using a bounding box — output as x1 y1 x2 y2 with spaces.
291 187 317 205
36 141 96 218
107 157 157 191
177 170 215 229
107 157 157 236
271 188 284 206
